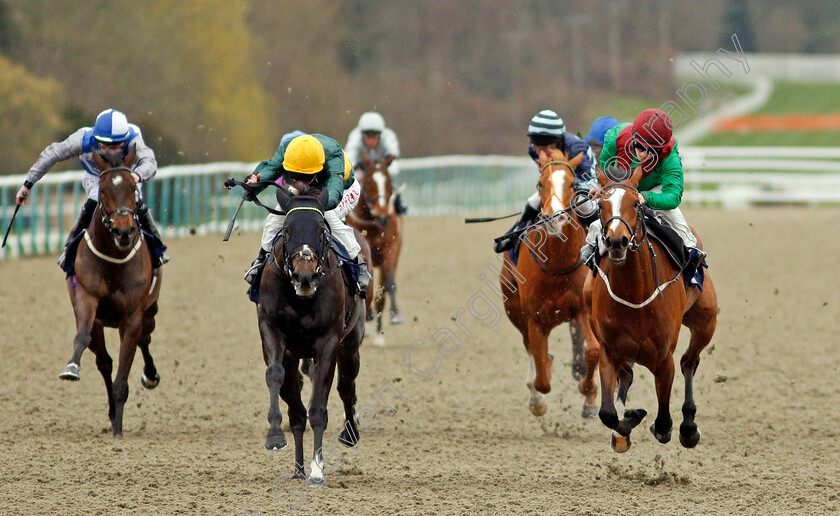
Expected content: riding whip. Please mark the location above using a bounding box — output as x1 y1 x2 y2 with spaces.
2 202 23 248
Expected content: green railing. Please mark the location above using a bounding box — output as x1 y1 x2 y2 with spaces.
0 156 536 260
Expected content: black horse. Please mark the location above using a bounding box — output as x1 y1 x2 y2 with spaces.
238 184 366 486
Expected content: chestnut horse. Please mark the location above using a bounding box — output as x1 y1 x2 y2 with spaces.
348 155 404 346
500 148 600 418
586 167 718 452
59 149 163 437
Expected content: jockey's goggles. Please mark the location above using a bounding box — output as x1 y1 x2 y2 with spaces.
362 130 381 137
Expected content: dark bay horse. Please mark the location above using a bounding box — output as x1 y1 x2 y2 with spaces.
500 148 600 418
256 187 366 487
59 149 162 437
586 167 718 452
348 154 404 347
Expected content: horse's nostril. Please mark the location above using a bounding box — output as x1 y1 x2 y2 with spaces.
621 236 629 247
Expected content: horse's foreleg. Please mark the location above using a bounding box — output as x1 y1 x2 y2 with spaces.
138 300 160 389
260 320 288 452
526 323 551 416
279 353 306 479
384 261 402 325
599 352 635 452
336 328 362 448
306 342 339 487
86 322 115 421
614 362 646 439
680 279 717 449
649 358 675 444
61 292 98 381
111 310 142 437
573 312 600 418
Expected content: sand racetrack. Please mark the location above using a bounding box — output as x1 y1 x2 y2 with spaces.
1 207 839 515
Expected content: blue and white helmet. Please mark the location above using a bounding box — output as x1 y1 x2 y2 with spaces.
93 109 130 144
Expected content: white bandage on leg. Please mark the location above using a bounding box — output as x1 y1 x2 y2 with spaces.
334 179 361 220
325 210 361 258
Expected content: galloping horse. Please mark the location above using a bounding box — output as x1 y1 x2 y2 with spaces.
255 186 366 487
348 154 404 345
500 147 600 418
586 167 717 452
59 149 163 437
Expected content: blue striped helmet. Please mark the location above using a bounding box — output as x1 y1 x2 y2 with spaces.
93 109 130 144
527 110 565 138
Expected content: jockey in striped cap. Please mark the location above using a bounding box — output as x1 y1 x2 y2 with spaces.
494 110 597 253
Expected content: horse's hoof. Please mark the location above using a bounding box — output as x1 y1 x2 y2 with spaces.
338 424 360 448
372 334 386 347
679 427 701 448
581 405 599 419
306 475 326 488
529 401 547 417
390 313 404 325
650 423 672 444
59 363 80 381
265 433 288 451
611 432 631 453
141 372 160 389
292 470 306 481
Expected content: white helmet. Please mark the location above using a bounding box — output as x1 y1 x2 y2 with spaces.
358 111 385 133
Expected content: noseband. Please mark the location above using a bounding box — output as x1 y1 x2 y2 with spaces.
600 184 647 251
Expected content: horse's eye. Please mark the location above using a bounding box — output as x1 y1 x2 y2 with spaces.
537 183 543 190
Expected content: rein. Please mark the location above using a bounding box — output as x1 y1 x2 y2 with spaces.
595 184 682 309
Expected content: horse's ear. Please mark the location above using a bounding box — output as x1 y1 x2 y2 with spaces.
362 152 371 168
384 155 395 168
317 187 329 211
627 166 644 188
123 147 137 168
569 151 584 171
276 186 291 212
597 166 612 186
91 149 108 171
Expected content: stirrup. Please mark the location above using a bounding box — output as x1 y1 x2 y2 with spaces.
356 260 371 289
244 258 263 285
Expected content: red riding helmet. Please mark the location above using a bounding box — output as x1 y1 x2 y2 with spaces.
631 109 673 148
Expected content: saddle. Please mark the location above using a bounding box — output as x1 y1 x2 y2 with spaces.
62 230 167 278
247 237 366 305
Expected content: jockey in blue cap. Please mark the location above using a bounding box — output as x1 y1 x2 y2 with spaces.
584 116 621 163
16 109 169 269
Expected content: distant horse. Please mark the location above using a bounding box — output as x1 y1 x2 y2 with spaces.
255 186 366 487
586 167 718 452
59 149 163 437
500 148 600 418
348 154 404 346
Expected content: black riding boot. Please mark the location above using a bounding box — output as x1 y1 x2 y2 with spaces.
137 204 169 266
354 255 371 289
244 247 268 285
493 203 540 253
394 192 408 215
57 199 97 269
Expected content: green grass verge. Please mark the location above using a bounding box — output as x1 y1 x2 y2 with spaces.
695 130 840 147
756 81 840 115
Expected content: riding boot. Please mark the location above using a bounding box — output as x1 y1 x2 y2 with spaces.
354 255 371 289
137 204 170 266
394 192 408 215
57 199 97 269
580 242 598 271
493 203 540 253
244 247 268 285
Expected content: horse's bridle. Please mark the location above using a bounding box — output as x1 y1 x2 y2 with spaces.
273 206 335 281
97 167 139 234
599 183 647 252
